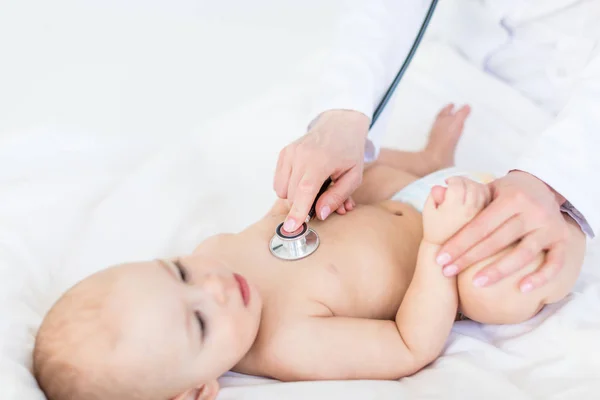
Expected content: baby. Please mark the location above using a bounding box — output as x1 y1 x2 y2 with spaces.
33 105 586 400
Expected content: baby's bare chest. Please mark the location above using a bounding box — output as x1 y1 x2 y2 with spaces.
238 206 420 320
266 225 420 320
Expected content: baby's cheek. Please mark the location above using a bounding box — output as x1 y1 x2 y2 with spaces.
219 316 249 353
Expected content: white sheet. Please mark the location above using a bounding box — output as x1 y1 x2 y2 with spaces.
1 2 599 399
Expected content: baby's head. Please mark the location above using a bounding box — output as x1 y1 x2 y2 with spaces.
33 254 262 400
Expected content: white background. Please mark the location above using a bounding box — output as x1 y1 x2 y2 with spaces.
2 1 599 399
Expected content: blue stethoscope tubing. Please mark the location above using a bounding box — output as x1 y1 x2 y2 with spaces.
370 0 439 129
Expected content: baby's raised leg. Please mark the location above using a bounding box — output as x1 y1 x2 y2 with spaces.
375 104 471 177
352 104 470 205
352 165 419 205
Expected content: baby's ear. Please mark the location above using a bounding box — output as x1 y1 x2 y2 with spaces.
173 380 220 400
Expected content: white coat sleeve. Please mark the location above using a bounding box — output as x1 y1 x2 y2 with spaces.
307 0 430 162
515 52 600 238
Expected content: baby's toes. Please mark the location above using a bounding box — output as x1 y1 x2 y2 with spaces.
437 103 455 117
453 105 471 123
448 105 471 130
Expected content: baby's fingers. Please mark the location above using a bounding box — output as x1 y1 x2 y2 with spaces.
430 185 447 207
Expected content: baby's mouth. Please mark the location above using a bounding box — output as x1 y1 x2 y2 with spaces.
233 273 250 307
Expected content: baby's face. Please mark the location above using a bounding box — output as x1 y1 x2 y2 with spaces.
87 254 262 396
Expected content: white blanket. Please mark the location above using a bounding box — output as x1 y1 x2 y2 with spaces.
1 2 599 399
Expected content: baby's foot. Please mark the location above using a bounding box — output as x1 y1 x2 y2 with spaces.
424 104 471 170
422 176 490 245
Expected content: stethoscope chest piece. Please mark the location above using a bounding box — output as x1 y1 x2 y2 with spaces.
269 221 320 261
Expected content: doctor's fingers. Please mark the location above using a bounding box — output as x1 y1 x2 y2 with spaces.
519 242 566 293
284 167 331 232
334 197 356 216
274 146 294 199
437 195 518 266
343 197 356 212
285 142 327 203
443 215 527 276
470 228 555 288
286 158 312 207
316 168 362 221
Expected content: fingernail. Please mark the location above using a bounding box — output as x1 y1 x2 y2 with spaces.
320 205 331 220
443 265 458 277
436 253 451 266
520 283 533 293
473 276 488 287
283 218 296 232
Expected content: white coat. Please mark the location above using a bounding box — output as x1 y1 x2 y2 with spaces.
308 0 599 237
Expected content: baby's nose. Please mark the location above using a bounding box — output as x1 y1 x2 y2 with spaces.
200 273 229 305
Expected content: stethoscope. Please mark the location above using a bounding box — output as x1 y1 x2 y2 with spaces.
269 0 440 261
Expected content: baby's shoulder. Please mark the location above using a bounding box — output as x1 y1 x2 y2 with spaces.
193 233 235 253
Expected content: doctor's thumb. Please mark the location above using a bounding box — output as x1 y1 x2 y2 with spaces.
317 171 361 221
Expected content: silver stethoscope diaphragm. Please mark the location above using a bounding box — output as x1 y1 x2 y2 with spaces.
269 221 320 261
269 177 332 261
269 177 331 261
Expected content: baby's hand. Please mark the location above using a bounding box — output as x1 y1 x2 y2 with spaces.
422 177 491 245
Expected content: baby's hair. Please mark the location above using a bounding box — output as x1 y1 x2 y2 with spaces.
33 270 131 400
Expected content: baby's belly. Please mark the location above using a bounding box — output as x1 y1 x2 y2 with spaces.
284 205 423 320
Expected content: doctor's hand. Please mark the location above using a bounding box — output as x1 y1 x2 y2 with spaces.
273 109 370 233
436 170 571 293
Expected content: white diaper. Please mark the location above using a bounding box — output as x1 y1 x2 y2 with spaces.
391 167 496 213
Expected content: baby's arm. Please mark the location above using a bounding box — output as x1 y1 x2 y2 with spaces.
262 314 447 381
262 276 456 382
352 164 419 205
